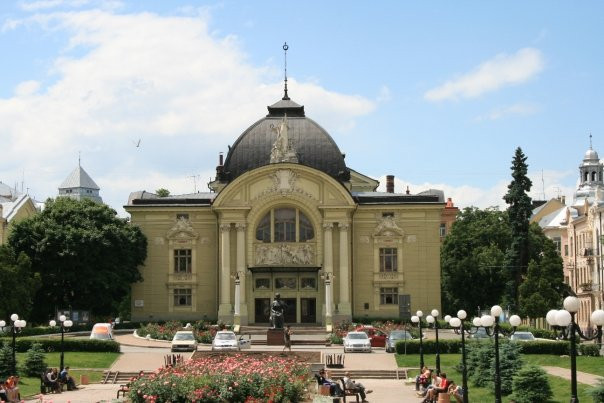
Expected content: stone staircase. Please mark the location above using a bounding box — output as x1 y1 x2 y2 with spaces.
325 369 406 380
102 371 152 384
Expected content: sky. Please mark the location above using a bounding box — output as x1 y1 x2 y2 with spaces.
1 0 603 216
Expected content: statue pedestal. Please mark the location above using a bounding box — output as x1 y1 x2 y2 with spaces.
267 328 285 346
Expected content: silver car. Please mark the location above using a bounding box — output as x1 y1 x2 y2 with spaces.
385 330 414 353
212 331 252 351
343 331 372 353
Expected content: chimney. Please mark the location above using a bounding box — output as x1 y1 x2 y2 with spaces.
386 175 394 193
560 195 566 205
446 197 454 208
219 152 224 166
406 186 410 195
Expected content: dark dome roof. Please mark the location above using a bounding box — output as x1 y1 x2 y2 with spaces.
220 97 349 182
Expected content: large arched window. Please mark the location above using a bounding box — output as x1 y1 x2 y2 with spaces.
256 207 314 242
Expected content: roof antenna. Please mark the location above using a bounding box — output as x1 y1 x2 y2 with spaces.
282 42 290 100
589 132 593 149
78 151 81 167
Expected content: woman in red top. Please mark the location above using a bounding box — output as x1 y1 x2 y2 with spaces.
423 372 450 403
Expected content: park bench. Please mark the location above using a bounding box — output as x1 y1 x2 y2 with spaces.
338 379 360 403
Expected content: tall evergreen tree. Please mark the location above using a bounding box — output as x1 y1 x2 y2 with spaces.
503 147 533 309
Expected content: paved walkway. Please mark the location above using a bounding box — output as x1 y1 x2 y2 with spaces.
543 366 604 385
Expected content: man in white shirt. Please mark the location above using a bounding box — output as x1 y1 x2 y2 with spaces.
343 371 372 402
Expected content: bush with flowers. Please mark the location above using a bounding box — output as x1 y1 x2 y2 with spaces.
136 320 230 344
128 353 309 402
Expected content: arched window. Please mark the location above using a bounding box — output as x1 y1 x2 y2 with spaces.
585 172 589 182
255 207 314 242
592 171 597 181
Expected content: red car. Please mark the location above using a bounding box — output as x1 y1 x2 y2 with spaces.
354 325 388 347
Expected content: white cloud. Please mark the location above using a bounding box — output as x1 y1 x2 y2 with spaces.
0 8 375 216
424 48 544 101
374 169 575 211
474 103 540 121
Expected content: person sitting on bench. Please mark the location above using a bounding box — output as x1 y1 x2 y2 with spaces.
343 371 372 402
316 369 344 397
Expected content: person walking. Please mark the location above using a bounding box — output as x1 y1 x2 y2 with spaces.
282 325 293 352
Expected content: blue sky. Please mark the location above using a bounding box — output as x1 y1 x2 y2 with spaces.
1 0 602 215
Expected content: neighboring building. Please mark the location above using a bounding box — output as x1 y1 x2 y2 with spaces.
0 182 38 245
58 163 103 203
532 144 604 330
126 90 447 325
440 197 459 241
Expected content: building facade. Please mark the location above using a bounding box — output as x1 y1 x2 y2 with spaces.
532 145 604 329
58 163 103 203
126 93 445 326
0 182 37 245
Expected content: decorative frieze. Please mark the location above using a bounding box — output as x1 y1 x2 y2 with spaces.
255 243 315 266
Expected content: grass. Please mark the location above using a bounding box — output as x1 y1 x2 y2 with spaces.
11 351 120 398
398 353 598 402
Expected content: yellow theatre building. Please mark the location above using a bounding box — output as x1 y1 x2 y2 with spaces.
125 90 446 326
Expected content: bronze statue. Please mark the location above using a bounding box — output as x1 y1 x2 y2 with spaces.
270 293 287 329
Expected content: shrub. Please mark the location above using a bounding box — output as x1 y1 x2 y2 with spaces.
464 340 522 394
327 333 343 345
589 379 604 403
0 342 14 377
466 341 494 387
497 342 523 395
510 365 552 402
0 337 120 353
21 343 47 376
394 339 462 354
578 343 601 357
516 340 570 355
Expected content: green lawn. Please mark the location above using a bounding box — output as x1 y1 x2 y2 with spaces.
12 351 120 398
398 353 598 402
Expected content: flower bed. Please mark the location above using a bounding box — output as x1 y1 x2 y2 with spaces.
128 353 309 402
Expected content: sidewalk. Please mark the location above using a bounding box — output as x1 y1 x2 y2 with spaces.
543 366 604 385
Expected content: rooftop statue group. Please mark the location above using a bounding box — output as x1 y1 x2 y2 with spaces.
270 293 287 329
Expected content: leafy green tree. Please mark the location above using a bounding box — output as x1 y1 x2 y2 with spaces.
518 236 566 321
503 147 533 309
441 207 511 313
21 343 47 376
0 245 41 320
8 198 147 322
156 188 170 197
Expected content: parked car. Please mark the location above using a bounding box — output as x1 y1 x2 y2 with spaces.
510 331 535 341
343 331 372 353
171 330 198 352
470 327 490 339
355 325 388 347
90 323 113 340
385 330 414 353
211 331 252 351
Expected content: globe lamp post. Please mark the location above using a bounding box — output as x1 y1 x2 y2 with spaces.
411 310 424 371
50 315 74 370
546 296 604 403
0 314 26 375
479 305 521 403
426 309 441 374
447 310 482 403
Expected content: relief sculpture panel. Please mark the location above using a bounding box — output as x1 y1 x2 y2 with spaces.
255 243 315 266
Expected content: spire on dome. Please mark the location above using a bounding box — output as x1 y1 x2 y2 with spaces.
282 42 290 100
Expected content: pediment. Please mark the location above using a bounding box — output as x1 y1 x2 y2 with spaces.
166 217 199 240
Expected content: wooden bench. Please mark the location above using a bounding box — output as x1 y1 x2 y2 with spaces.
117 383 130 398
339 379 360 403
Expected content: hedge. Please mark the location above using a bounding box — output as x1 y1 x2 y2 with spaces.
0 337 120 353
394 339 585 356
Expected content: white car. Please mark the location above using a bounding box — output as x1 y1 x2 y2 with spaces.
212 331 252 351
343 331 372 353
510 331 535 342
90 323 113 340
171 330 198 352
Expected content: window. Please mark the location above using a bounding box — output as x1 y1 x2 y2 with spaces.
176 213 189 220
439 223 446 237
553 237 561 253
380 288 398 305
174 289 192 306
379 248 398 272
382 212 394 217
275 278 297 289
564 244 569 256
255 278 270 290
301 278 316 289
255 208 314 242
174 249 192 273
274 208 296 242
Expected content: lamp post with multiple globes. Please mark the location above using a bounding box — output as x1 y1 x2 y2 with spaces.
545 296 604 403
446 310 482 403
0 314 26 375
49 315 74 371
410 311 424 371
426 309 441 374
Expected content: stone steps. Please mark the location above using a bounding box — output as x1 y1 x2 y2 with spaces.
102 371 152 384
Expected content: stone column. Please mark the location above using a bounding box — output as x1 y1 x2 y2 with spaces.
235 223 248 324
338 223 352 319
218 223 232 321
323 223 333 328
